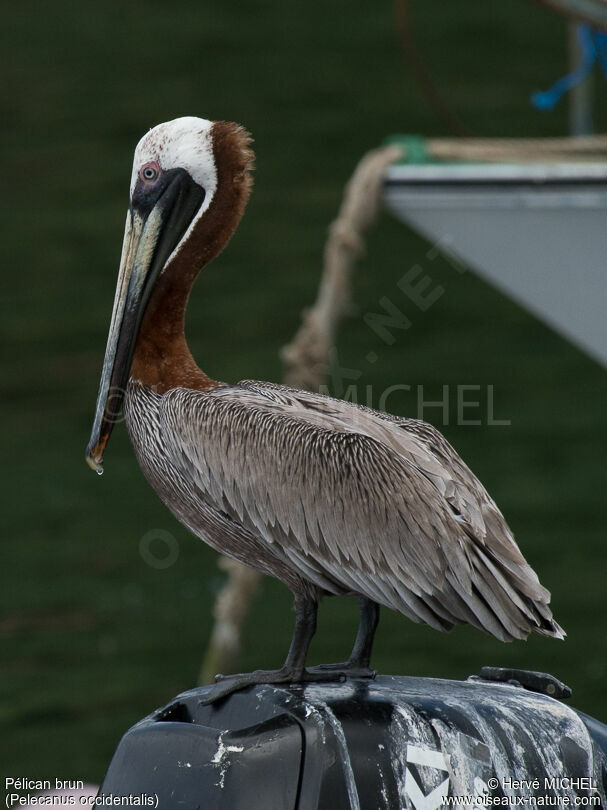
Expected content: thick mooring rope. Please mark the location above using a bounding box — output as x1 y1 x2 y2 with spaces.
425 134 607 163
199 556 263 685
282 143 405 391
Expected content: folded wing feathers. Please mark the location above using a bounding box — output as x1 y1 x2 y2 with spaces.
160 382 563 642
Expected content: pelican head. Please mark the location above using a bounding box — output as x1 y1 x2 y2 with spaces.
86 117 253 473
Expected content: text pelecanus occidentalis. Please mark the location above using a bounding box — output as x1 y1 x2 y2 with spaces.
86 117 564 701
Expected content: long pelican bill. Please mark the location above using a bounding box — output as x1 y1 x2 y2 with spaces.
86 171 206 473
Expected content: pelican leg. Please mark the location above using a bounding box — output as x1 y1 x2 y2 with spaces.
200 595 345 704
307 597 379 678
348 597 380 669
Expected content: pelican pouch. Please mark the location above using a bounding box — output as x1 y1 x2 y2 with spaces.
96 671 607 809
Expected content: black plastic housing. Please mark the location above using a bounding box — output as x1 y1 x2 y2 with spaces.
97 673 607 809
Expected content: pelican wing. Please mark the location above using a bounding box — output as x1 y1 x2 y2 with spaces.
159 381 563 641
240 381 551 602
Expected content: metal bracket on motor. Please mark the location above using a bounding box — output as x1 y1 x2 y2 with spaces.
469 666 573 699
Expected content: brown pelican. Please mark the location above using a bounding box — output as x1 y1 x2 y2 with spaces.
86 117 564 701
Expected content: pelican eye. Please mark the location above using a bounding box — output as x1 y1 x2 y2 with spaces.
140 164 159 182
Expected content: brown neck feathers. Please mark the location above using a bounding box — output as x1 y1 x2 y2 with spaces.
130 121 254 394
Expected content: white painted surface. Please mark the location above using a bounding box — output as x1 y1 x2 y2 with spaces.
384 163 607 368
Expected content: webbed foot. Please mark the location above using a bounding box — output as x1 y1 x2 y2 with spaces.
306 662 376 680
199 665 348 704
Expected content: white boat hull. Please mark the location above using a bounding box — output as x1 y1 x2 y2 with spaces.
383 163 607 368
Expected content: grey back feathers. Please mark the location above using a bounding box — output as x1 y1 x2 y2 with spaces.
124 378 564 643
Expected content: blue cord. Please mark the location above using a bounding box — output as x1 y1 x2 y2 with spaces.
531 24 607 111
